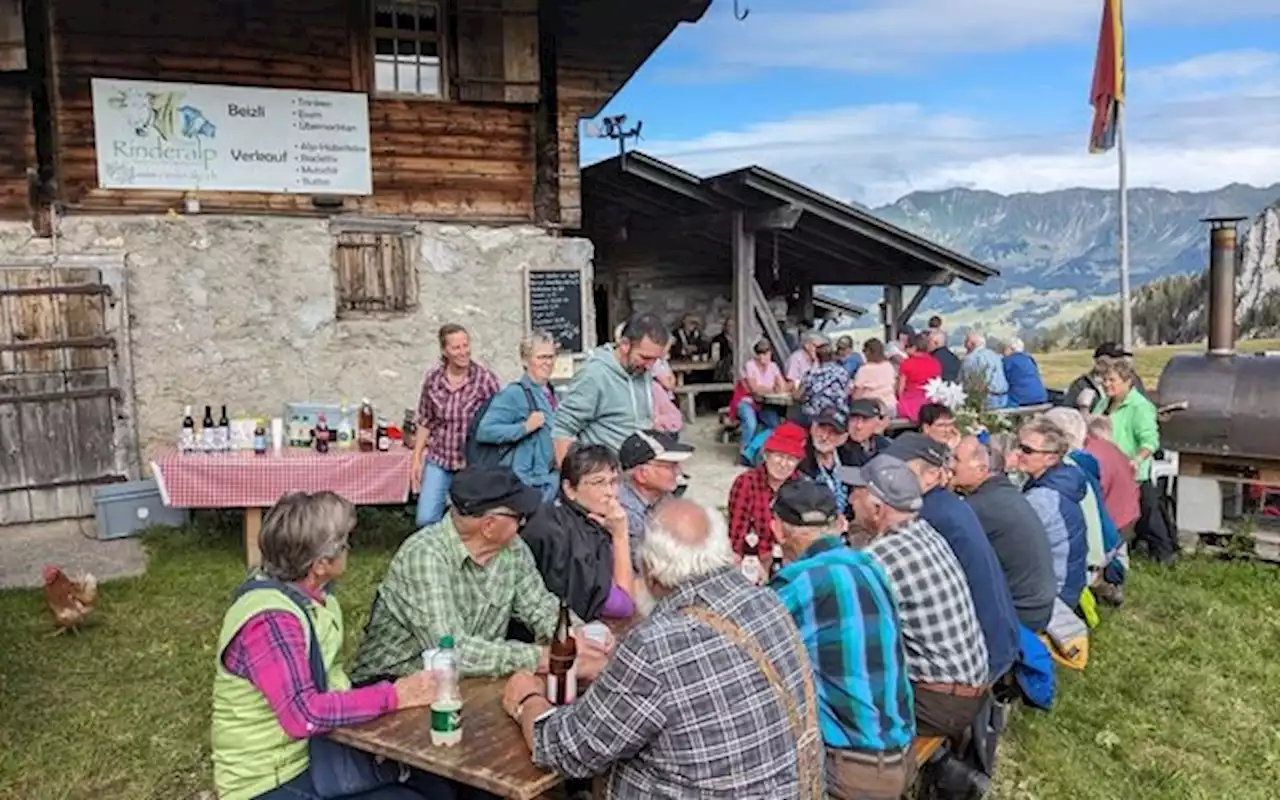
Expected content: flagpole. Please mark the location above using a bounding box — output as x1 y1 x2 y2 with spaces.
1117 99 1132 349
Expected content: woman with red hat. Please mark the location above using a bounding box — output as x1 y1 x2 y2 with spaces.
726 422 807 580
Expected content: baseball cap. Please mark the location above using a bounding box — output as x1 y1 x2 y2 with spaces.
848 398 883 419
838 455 923 512
764 421 808 460
886 431 952 468
812 407 848 430
449 466 542 519
618 430 695 471
1093 342 1132 359
773 480 838 527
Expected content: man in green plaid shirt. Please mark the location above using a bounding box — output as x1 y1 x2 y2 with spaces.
351 467 611 683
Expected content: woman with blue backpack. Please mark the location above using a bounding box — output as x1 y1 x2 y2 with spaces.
470 331 560 502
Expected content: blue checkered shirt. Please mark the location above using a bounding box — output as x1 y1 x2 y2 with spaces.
772 536 915 753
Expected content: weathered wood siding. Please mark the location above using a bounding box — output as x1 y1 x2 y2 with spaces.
0 77 33 219
50 0 537 220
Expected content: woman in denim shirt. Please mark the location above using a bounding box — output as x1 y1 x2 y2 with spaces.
473 331 560 501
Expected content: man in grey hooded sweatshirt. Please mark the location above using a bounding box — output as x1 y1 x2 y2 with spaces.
553 313 669 463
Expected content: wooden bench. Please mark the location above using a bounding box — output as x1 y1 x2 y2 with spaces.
672 382 734 423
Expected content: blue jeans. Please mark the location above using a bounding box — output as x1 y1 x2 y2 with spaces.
415 462 454 527
736 400 781 455
254 768 447 799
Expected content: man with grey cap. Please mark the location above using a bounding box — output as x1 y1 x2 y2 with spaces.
887 433 1020 683
841 456 989 739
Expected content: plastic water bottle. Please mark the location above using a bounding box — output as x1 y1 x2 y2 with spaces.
430 636 462 746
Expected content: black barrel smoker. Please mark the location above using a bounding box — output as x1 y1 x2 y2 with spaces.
1158 216 1280 557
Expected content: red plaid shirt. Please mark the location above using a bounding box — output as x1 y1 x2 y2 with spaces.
727 466 796 558
416 362 501 471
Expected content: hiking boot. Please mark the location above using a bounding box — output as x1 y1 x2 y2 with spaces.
1094 583 1125 608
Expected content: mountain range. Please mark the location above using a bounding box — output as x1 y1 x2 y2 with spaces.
824 182 1280 336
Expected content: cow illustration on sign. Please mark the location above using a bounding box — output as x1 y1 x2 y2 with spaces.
107 88 217 142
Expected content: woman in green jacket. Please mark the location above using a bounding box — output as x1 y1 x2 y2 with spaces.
1100 362 1177 564
210 492 445 800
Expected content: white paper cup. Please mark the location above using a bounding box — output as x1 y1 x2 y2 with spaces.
583 622 610 645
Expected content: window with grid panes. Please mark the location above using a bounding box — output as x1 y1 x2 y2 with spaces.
373 0 444 98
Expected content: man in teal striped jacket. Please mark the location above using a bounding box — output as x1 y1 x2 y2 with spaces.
769 481 915 800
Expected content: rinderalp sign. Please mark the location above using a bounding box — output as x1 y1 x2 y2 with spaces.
90 78 373 195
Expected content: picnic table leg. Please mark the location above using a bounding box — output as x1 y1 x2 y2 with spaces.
244 507 264 568
680 392 696 423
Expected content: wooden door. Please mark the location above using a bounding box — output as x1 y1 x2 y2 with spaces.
0 263 135 524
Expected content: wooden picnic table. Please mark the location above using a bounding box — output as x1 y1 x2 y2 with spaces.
665 358 717 387
332 617 638 799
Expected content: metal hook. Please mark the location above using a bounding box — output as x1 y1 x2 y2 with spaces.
733 0 749 21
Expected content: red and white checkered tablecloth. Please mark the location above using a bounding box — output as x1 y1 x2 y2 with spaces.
151 448 414 509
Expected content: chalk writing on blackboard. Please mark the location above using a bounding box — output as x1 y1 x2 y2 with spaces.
527 269 584 352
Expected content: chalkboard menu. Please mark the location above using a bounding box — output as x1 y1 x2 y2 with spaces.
527 269 585 353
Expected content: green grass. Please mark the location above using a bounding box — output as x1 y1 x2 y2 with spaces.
3 513 1279 799
1034 338 1280 391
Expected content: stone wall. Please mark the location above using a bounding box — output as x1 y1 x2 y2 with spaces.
623 280 733 336
0 216 594 458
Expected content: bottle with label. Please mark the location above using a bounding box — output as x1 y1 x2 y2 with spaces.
201 405 216 452
768 542 784 582
740 530 763 585
547 601 577 705
357 398 376 452
376 417 391 452
217 405 230 452
315 414 331 454
336 401 354 450
180 405 196 453
430 636 462 747
253 419 268 455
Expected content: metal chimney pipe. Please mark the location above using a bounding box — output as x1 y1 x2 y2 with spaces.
1203 215 1246 356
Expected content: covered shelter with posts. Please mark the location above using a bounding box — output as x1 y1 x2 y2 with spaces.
578 151 997 406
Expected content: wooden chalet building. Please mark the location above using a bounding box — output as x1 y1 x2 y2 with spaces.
0 0 709 523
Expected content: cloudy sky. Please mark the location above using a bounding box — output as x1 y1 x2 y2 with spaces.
578 0 1280 207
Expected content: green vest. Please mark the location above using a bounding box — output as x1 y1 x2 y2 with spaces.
211 587 351 800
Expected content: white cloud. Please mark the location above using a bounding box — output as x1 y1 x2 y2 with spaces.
689 0 1280 74
623 58 1280 206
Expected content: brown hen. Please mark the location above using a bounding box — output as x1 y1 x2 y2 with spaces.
42 565 98 634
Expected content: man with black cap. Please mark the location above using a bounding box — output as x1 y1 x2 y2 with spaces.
886 433 1020 683
351 465 612 685
769 481 914 800
797 407 852 517
1064 342 1147 413
842 455 989 739
838 398 892 468
617 430 694 573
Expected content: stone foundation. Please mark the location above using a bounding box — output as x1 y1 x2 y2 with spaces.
0 215 594 458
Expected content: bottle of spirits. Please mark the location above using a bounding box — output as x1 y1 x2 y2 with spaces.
217 405 230 452
768 542 784 582
547 601 577 705
201 405 216 452
357 399 375 452
253 419 268 455
740 530 762 585
336 401 354 450
376 417 391 452
315 414 331 454
180 405 196 453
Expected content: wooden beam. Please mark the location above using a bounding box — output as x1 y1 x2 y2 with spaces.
895 285 932 331
533 0 561 226
732 210 754 379
748 205 804 231
624 204 802 238
883 285 903 343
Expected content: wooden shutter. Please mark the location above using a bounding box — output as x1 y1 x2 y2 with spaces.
453 0 539 104
334 230 419 317
0 0 24 72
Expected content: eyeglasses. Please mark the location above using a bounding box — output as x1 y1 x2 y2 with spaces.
1017 443 1056 455
490 511 529 526
581 476 621 489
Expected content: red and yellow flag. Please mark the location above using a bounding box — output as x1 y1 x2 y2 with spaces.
1088 0 1125 153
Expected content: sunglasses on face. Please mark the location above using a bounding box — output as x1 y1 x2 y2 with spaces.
1018 443 1055 455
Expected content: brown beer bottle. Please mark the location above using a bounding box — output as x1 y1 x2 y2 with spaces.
357 398 375 452
546 601 577 705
